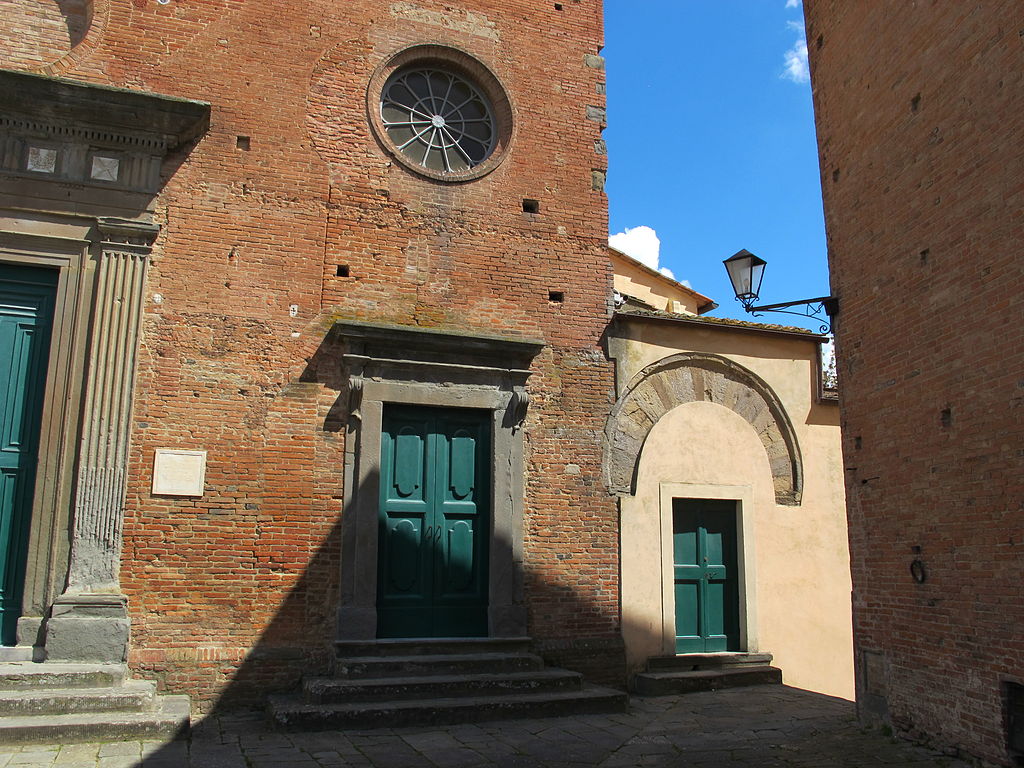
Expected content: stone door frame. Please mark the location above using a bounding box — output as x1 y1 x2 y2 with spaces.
334 321 542 641
658 482 758 657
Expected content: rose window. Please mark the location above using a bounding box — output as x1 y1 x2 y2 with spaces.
380 68 497 175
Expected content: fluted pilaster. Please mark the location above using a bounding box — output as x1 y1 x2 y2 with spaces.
45 219 155 661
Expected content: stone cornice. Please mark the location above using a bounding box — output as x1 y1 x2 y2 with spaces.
0 69 209 149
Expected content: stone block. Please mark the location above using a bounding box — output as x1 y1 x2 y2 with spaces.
44 618 129 663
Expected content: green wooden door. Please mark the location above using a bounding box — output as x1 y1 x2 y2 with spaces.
0 265 56 645
377 406 489 638
673 498 740 653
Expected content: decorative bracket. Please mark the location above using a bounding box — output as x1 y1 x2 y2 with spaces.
509 386 530 429
348 373 365 422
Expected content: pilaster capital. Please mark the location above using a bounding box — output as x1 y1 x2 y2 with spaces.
94 217 160 251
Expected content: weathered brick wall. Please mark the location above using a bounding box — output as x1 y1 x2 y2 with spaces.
0 0 92 71
804 2 1024 764
4 0 620 706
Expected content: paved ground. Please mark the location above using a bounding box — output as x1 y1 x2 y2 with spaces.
0 686 970 768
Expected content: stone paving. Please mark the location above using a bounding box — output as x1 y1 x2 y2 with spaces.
0 686 971 768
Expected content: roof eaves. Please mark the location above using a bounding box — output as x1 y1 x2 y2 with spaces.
608 245 715 308
614 308 829 341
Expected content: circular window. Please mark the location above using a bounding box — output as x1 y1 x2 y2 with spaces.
381 68 496 174
368 45 514 182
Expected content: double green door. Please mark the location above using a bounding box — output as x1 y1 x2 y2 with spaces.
377 406 489 638
673 498 740 653
0 266 56 645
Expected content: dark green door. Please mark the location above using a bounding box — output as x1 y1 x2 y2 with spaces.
673 498 740 653
0 265 56 645
377 406 489 638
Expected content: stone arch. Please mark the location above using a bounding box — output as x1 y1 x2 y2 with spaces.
604 352 803 505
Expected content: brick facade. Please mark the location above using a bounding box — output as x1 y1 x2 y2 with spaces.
1 0 622 709
804 2 1024 764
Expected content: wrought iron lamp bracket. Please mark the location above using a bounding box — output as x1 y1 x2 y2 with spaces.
737 296 838 335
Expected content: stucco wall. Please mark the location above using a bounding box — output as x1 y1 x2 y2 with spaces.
610 318 853 700
610 251 704 315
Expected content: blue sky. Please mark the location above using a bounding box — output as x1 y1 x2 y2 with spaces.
603 0 829 329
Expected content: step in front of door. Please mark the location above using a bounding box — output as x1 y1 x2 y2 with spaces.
335 636 533 658
335 651 544 680
0 662 126 691
0 680 156 717
633 665 782 696
269 685 628 731
0 662 190 745
645 652 775 672
0 694 190 745
306 667 583 703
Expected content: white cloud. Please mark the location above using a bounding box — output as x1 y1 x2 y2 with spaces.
785 0 801 8
610 225 692 288
609 225 661 271
782 20 809 84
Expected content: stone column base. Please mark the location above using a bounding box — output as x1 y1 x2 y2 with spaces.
44 594 129 662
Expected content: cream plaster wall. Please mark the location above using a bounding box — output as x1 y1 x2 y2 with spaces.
610 251 706 315
612 320 854 700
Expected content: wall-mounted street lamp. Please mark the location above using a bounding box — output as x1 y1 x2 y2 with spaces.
723 249 838 335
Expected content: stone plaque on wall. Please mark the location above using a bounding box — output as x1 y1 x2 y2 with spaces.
152 449 207 496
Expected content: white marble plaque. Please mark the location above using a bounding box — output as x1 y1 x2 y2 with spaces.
152 449 207 496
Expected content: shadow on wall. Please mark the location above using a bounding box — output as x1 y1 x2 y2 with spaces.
56 0 93 48
130 332 633 755
131 471 635 761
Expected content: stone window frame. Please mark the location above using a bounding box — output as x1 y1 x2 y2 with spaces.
366 44 515 183
334 322 541 640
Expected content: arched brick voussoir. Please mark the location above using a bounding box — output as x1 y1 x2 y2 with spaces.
603 352 803 505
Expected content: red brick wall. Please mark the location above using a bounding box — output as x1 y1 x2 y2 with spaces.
4 0 620 706
0 0 92 71
804 2 1024 764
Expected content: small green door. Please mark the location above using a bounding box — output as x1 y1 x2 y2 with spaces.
0 265 56 646
377 406 489 638
673 498 740 653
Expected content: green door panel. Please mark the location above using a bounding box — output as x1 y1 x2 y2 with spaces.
673 499 740 654
0 265 57 646
377 406 489 638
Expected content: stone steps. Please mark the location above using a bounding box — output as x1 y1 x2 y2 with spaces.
0 662 190 744
335 636 533 657
0 680 156 716
634 652 782 696
335 651 544 679
305 667 583 703
269 637 627 731
269 685 627 731
645 652 775 671
0 661 126 690
0 647 34 663
0 694 190 745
